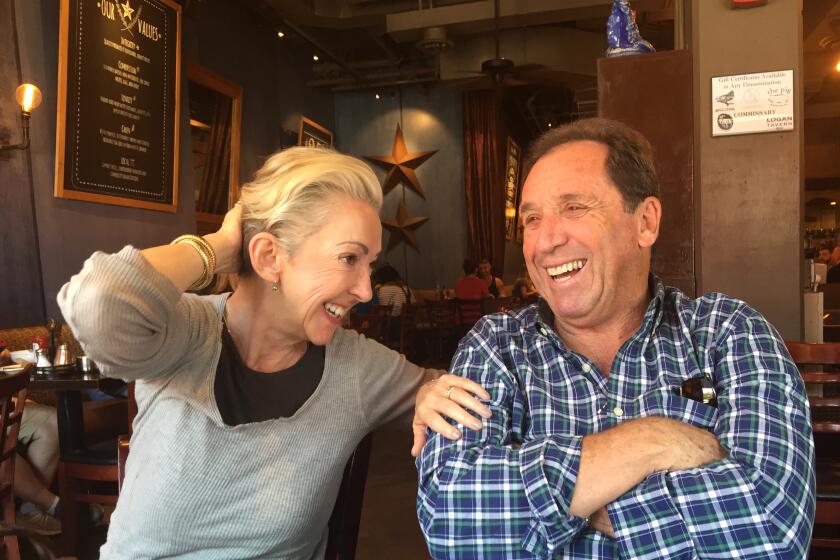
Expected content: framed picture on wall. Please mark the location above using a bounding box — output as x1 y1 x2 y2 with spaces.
54 0 182 212
298 117 333 148
504 137 522 241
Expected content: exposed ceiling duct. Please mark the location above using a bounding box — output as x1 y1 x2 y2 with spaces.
416 26 454 53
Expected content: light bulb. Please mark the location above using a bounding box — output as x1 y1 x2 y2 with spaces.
15 83 42 113
836 60 840 73
312 54 319 62
277 31 285 38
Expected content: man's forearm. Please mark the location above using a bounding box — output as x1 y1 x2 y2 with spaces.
568 416 726 517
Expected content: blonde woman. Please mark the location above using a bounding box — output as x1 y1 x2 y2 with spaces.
58 147 489 559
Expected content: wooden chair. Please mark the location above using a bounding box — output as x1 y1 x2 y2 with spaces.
59 382 136 556
325 433 373 560
481 296 516 315
396 303 417 357
348 312 390 344
0 369 30 560
424 300 460 362
454 299 484 329
784 342 840 550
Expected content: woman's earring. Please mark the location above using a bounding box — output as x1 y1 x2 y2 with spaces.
272 282 279 292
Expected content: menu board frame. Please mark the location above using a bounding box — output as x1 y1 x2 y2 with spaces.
54 0 182 212
297 117 333 148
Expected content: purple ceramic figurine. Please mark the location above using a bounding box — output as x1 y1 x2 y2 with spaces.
605 0 655 57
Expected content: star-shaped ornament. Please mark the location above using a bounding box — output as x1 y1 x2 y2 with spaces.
381 199 430 252
365 125 437 198
120 0 134 19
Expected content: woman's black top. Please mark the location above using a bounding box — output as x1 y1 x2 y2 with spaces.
214 324 326 426
488 276 500 298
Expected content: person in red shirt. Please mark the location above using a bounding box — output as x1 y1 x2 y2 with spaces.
455 258 490 300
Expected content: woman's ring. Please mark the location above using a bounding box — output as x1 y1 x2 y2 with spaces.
444 386 456 400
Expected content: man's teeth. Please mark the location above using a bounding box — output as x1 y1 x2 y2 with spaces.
547 260 586 278
324 303 347 318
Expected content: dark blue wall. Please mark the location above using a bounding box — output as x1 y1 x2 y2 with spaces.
335 86 467 290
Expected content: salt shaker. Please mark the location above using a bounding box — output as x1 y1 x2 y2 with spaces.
53 344 71 367
35 348 52 375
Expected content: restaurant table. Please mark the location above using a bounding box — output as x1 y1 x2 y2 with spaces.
28 367 101 456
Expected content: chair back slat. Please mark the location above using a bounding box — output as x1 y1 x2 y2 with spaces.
349 313 389 343
785 342 840 434
427 300 457 328
785 341 840 552
455 299 484 327
785 342 840 366
398 303 417 356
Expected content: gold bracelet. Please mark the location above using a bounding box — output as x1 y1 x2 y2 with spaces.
172 237 211 291
171 235 217 291
180 238 212 291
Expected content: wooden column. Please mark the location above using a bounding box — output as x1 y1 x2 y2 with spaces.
598 50 696 296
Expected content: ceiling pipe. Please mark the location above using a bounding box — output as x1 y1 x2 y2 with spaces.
278 16 368 84
370 33 405 65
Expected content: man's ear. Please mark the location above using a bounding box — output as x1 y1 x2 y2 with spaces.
637 196 662 248
249 233 285 283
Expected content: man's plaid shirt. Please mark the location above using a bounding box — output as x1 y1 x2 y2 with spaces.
417 276 815 559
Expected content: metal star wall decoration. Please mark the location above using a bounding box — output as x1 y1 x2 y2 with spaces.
364 124 438 198
382 199 430 252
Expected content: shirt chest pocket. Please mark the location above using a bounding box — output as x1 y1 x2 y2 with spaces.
635 385 719 430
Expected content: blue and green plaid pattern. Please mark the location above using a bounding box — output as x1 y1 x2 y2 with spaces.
417 276 815 559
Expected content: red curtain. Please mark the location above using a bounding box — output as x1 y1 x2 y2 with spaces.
463 91 506 273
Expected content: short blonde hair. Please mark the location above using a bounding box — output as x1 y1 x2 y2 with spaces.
239 146 382 274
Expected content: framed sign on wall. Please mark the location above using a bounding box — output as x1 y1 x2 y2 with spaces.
54 0 182 212
298 116 333 148
503 137 521 242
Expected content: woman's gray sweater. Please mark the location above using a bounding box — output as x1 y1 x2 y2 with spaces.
57 246 428 559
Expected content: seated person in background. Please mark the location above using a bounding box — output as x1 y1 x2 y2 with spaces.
477 258 503 298
16 404 62 535
375 264 414 317
375 264 416 344
58 147 488 559
827 245 840 283
510 278 537 307
454 258 490 300
415 118 814 558
816 243 833 266
0 348 62 535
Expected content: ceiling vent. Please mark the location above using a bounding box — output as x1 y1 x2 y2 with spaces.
416 27 453 53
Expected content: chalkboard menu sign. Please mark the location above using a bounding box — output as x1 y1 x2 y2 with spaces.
55 0 181 212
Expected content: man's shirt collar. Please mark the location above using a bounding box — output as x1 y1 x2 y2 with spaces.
527 273 666 343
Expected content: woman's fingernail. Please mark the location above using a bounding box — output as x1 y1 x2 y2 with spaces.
450 429 461 439
470 420 482 430
480 408 492 418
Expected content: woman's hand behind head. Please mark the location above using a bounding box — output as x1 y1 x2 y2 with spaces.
207 203 244 275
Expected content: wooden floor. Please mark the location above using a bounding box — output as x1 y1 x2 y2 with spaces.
356 420 431 560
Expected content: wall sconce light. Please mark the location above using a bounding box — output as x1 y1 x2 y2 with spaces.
1 83 42 152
